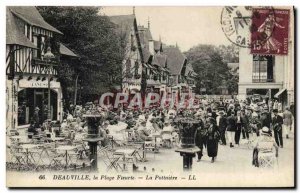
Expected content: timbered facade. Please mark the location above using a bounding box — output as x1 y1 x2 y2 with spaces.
109 14 144 96
6 7 76 129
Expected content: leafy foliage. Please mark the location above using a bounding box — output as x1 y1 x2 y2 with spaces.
37 6 126 105
184 44 238 95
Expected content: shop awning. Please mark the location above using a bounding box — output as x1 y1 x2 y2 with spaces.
274 89 286 98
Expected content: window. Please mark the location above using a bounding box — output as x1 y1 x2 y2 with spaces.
26 24 30 39
134 60 139 76
125 59 131 75
252 55 274 83
37 35 43 58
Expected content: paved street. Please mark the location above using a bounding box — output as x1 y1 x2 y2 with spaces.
95 133 294 187
7 129 294 187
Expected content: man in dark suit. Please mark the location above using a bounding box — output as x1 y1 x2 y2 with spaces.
272 109 284 148
235 110 243 145
241 109 249 139
217 110 227 145
261 108 272 135
195 116 206 162
226 112 237 148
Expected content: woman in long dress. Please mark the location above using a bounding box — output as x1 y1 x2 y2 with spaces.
206 117 220 163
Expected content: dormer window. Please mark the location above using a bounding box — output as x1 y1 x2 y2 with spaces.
24 23 30 39
131 34 136 51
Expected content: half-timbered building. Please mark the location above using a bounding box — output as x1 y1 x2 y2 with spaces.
6 7 76 129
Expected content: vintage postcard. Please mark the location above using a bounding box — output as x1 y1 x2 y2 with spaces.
6 6 295 188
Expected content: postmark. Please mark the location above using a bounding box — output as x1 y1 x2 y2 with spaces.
251 8 290 55
220 6 253 48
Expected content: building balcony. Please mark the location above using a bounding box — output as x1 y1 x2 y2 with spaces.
252 77 274 83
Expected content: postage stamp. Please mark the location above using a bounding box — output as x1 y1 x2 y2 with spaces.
250 8 290 55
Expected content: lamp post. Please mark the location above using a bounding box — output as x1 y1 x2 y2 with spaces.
44 47 55 120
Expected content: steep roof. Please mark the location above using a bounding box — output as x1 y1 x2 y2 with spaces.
8 6 62 34
138 26 153 40
137 26 153 63
109 14 135 37
154 40 162 51
164 47 186 75
152 53 167 68
110 14 149 64
6 7 36 48
60 43 77 57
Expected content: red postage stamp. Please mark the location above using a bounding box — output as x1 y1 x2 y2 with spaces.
251 8 290 55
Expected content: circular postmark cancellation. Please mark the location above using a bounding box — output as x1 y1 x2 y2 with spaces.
220 6 275 48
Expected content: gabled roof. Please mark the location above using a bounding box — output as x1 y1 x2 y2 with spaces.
164 47 186 75
154 40 162 51
8 6 62 34
138 25 153 40
6 7 36 48
109 14 135 37
152 53 167 68
109 14 147 63
138 26 153 62
60 43 77 57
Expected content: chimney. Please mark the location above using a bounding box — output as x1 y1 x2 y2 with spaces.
148 17 150 29
148 39 154 55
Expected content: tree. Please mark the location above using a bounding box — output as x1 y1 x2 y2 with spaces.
216 44 239 63
37 6 126 105
184 44 238 95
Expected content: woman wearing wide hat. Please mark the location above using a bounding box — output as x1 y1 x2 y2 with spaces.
252 126 278 167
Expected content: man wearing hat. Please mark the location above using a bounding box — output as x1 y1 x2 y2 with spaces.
240 109 249 140
136 120 151 141
260 107 272 132
272 109 283 148
226 112 237 148
234 110 244 145
31 106 41 130
195 114 206 161
216 110 227 145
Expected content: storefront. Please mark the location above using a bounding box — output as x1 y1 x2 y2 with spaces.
8 75 63 128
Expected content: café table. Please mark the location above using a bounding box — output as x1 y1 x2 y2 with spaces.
20 144 40 165
36 143 54 165
10 136 22 144
55 145 77 167
151 132 161 153
113 149 137 171
131 141 147 162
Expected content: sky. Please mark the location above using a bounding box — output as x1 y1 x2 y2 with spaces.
101 6 231 52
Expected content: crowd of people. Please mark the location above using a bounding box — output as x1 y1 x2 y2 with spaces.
28 96 294 167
